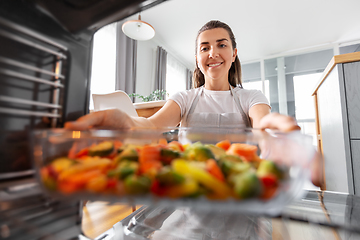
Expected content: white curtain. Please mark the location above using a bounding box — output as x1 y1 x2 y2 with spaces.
186 68 192 90
166 53 189 98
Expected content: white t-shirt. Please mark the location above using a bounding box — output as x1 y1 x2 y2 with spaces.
169 86 270 120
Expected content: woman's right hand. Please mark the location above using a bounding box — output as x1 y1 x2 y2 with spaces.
64 109 134 130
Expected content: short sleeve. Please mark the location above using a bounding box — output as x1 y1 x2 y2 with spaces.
169 88 200 118
248 90 270 109
234 88 271 114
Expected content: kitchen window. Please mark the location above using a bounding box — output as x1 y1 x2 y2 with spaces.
89 23 117 110
165 53 187 98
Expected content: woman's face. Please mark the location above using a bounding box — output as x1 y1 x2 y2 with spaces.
196 28 237 83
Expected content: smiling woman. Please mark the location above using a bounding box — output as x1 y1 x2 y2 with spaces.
193 21 240 90
168 20 271 129
196 28 237 90
65 19 322 186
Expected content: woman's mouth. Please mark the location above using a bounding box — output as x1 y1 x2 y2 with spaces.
207 62 223 68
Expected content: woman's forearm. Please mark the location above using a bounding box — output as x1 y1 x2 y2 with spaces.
130 116 156 128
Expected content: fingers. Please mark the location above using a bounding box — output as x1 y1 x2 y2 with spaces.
64 111 105 130
64 109 135 130
259 112 301 132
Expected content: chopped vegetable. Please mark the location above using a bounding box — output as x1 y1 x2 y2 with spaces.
172 159 231 199
165 178 198 198
108 161 139 180
234 172 262 199
215 140 231 151
41 138 289 202
75 148 89 158
205 159 225 182
158 138 168 146
86 174 108 193
58 158 112 182
257 160 284 179
156 166 185 186
88 141 114 157
124 175 151 194
50 157 75 173
138 145 162 175
184 142 215 162
219 159 251 177
205 144 226 160
167 141 184 152
160 148 182 164
115 147 139 162
41 167 57 191
219 154 244 163
226 143 258 161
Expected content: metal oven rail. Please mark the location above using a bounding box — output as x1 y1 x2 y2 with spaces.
0 16 67 127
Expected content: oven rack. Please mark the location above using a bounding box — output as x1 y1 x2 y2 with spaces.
0 17 67 127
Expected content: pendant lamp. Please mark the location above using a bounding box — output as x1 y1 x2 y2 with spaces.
122 14 155 41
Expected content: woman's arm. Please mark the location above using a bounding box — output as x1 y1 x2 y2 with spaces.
64 100 181 130
249 104 301 132
148 100 182 127
249 105 323 187
248 104 271 128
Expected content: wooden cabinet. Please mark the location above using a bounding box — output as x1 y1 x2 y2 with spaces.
133 100 166 118
313 52 360 195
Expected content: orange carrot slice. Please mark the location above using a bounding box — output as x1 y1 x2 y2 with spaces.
216 140 231 151
226 143 258 161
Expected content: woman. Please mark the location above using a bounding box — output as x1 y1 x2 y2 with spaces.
65 20 299 132
65 20 322 187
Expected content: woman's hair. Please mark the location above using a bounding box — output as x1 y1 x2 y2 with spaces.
192 20 242 88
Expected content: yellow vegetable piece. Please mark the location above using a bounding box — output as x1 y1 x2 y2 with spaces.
172 159 231 199
51 158 74 172
165 178 198 198
86 175 108 193
58 158 112 181
182 143 191 150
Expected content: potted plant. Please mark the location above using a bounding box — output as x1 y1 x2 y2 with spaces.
129 90 169 111
129 89 168 102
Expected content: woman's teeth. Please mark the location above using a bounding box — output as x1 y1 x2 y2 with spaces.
208 63 222 67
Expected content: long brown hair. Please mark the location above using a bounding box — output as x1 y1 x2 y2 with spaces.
192 20 242 88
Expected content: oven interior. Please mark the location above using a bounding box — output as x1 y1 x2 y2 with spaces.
0 0 166 239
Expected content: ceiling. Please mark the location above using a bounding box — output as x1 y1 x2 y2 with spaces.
124 0 360 69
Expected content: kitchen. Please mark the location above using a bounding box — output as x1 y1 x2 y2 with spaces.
1 0 360 239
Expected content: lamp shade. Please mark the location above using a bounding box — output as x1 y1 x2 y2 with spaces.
122 15 155 41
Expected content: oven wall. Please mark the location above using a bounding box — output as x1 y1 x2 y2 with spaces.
0 0 93 176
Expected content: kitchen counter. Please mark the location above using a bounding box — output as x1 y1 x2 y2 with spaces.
91 190 360 240
82 202 137 239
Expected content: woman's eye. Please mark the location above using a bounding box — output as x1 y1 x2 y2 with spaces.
200 47 208 52
219 44 226 48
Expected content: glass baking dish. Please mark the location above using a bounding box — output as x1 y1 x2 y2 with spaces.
31 127 315 216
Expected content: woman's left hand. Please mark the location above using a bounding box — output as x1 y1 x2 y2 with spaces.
259 112 301 132
259 112 323 188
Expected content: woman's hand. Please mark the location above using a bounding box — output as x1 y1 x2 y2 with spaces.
64 109 134 130
259 112 323 188
64 100 181 131
259 112 301 132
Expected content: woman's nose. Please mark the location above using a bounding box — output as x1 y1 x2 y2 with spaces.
209 47 218 58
